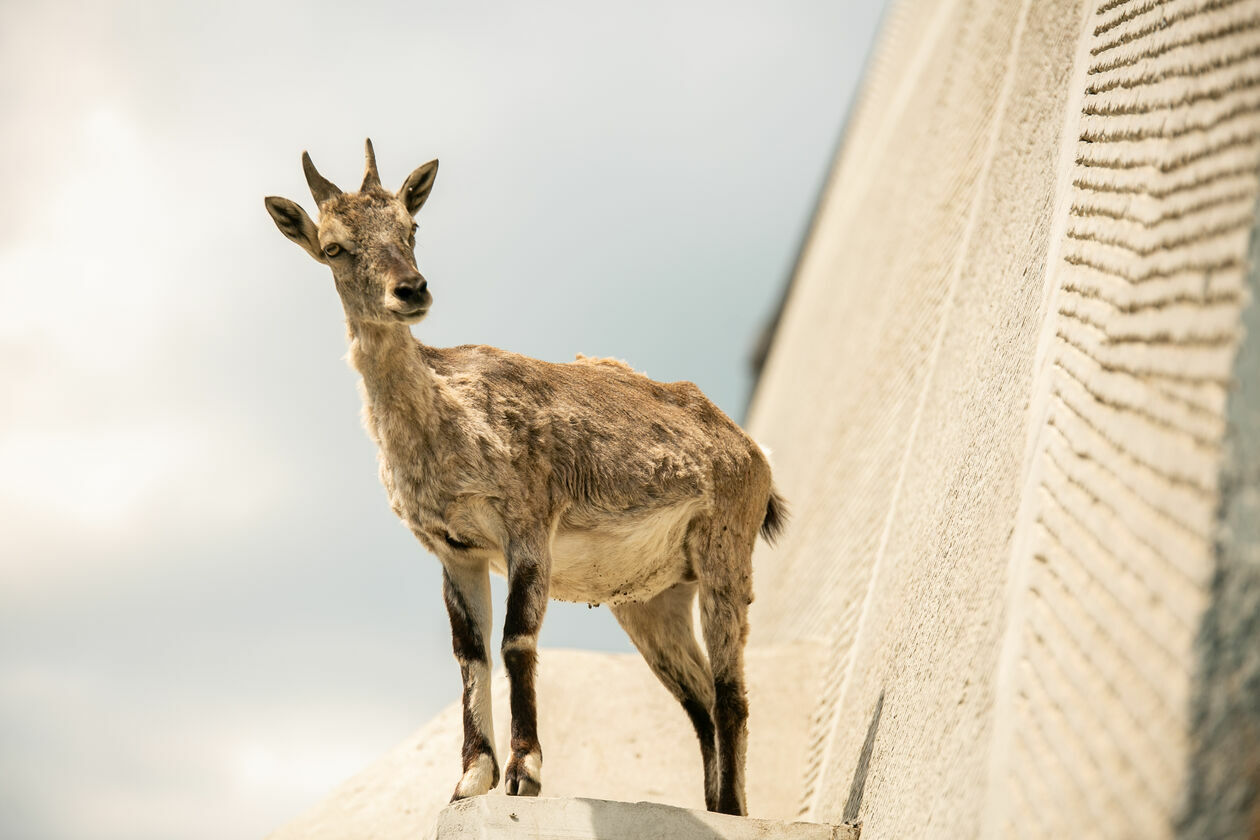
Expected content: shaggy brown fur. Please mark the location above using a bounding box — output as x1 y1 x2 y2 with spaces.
264 140 785 815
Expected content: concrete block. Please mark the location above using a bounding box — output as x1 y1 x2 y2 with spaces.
433 796 859 840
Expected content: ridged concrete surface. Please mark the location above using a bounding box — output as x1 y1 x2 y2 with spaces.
748 0 1260 837
996 1 1260 836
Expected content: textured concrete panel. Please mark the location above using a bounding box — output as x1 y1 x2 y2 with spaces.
749 0 1260 837
988 2 1260 837
750 0 1093 834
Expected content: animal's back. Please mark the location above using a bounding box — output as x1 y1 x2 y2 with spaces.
426 343 766 509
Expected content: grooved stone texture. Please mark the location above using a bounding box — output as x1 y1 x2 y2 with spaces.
268 0 1260 837
749 0 1260 837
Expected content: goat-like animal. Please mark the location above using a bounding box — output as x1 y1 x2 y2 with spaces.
264 141 786 815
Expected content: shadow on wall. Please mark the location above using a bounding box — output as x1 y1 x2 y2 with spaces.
587 801 728 840
1175 211 1260 840
843 689 885 824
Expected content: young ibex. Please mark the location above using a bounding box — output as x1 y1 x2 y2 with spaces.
264 141 785 816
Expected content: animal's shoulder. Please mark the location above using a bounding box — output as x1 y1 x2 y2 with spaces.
423 343 512 376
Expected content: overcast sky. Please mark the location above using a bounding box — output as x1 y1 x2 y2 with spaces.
0 2 887 837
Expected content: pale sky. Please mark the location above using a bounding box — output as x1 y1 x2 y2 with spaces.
0 1 887 837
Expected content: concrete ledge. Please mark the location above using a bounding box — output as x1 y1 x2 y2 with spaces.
433 796 859 840
267 646 827 840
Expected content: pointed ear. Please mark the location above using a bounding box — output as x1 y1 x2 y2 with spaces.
264 196 326 263
399 159 438 216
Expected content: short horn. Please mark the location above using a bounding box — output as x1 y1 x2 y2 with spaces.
361 138 382 191
302 151 342 205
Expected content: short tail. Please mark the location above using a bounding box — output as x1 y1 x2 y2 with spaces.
759 488 788 545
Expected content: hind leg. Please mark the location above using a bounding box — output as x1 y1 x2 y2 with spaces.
699 579 751 816
612 582 719 810
690 505 757 817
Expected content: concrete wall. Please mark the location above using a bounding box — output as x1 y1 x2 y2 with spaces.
749 0 1260 837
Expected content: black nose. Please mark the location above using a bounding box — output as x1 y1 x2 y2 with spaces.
393 279 428 303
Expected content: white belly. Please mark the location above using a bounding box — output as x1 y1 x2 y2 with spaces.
547 500 702 605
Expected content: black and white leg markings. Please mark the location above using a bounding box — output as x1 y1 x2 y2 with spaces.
501 547 549 797
700 584 750 816
443 566 499 802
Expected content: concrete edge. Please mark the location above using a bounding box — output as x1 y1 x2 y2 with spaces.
433 795 860 840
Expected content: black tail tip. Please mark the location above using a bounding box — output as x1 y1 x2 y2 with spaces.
760 489 788 545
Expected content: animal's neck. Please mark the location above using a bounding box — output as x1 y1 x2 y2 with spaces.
346 319 437 426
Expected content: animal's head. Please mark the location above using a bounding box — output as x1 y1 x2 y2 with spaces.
265 140 438 325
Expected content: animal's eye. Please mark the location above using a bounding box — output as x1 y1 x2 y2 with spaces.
408 225 417 246
323 243 342 257
444 532 473 550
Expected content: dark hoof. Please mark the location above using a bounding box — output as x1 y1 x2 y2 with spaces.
504 757 541 797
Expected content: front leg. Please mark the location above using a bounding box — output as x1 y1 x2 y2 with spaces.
501 535 551 796
442 564 499 801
